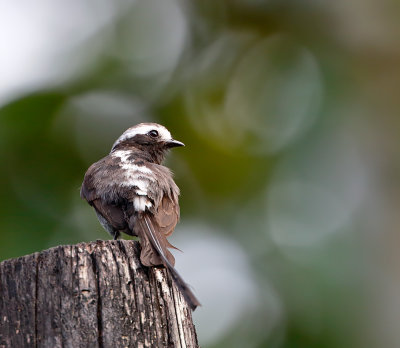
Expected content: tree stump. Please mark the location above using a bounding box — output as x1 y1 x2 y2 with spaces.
0 240 199 348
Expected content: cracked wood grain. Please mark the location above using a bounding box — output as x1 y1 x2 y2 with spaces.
0 240 199 348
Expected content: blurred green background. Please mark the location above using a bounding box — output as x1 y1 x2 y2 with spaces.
1 0 400 347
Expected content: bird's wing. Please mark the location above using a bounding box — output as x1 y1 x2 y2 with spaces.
80 156 114 203
136 214 200 311
132 201 177 267
80 164 98 203
91 198 127 231
81 156 129 232
155 194 180 237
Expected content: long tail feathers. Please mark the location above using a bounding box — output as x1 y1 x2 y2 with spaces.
140 215 201 311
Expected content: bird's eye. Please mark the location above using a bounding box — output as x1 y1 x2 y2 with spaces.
148 130 159 138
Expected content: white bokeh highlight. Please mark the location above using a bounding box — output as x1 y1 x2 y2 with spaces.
184 33 323 155
266 126 368 249
225 34 323 154
170 223 263 346
0 0 120 106
115 0 187 77
53 90 148 162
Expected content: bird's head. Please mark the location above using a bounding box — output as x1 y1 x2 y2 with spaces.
111 123 184 164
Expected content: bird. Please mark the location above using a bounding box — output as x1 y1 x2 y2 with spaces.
80 123 200 310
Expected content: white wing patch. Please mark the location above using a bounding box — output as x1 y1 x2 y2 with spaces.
132 179 150 195
133 196 152 211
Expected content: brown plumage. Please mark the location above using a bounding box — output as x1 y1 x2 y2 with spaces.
80 123 200 310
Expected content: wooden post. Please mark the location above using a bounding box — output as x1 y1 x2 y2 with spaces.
0 240 199 348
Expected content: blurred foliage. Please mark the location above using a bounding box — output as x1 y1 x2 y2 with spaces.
1 0 400 347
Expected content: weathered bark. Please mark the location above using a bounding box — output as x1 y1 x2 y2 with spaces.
0 240 198 348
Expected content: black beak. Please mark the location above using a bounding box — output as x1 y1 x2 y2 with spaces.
166 139 185 148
